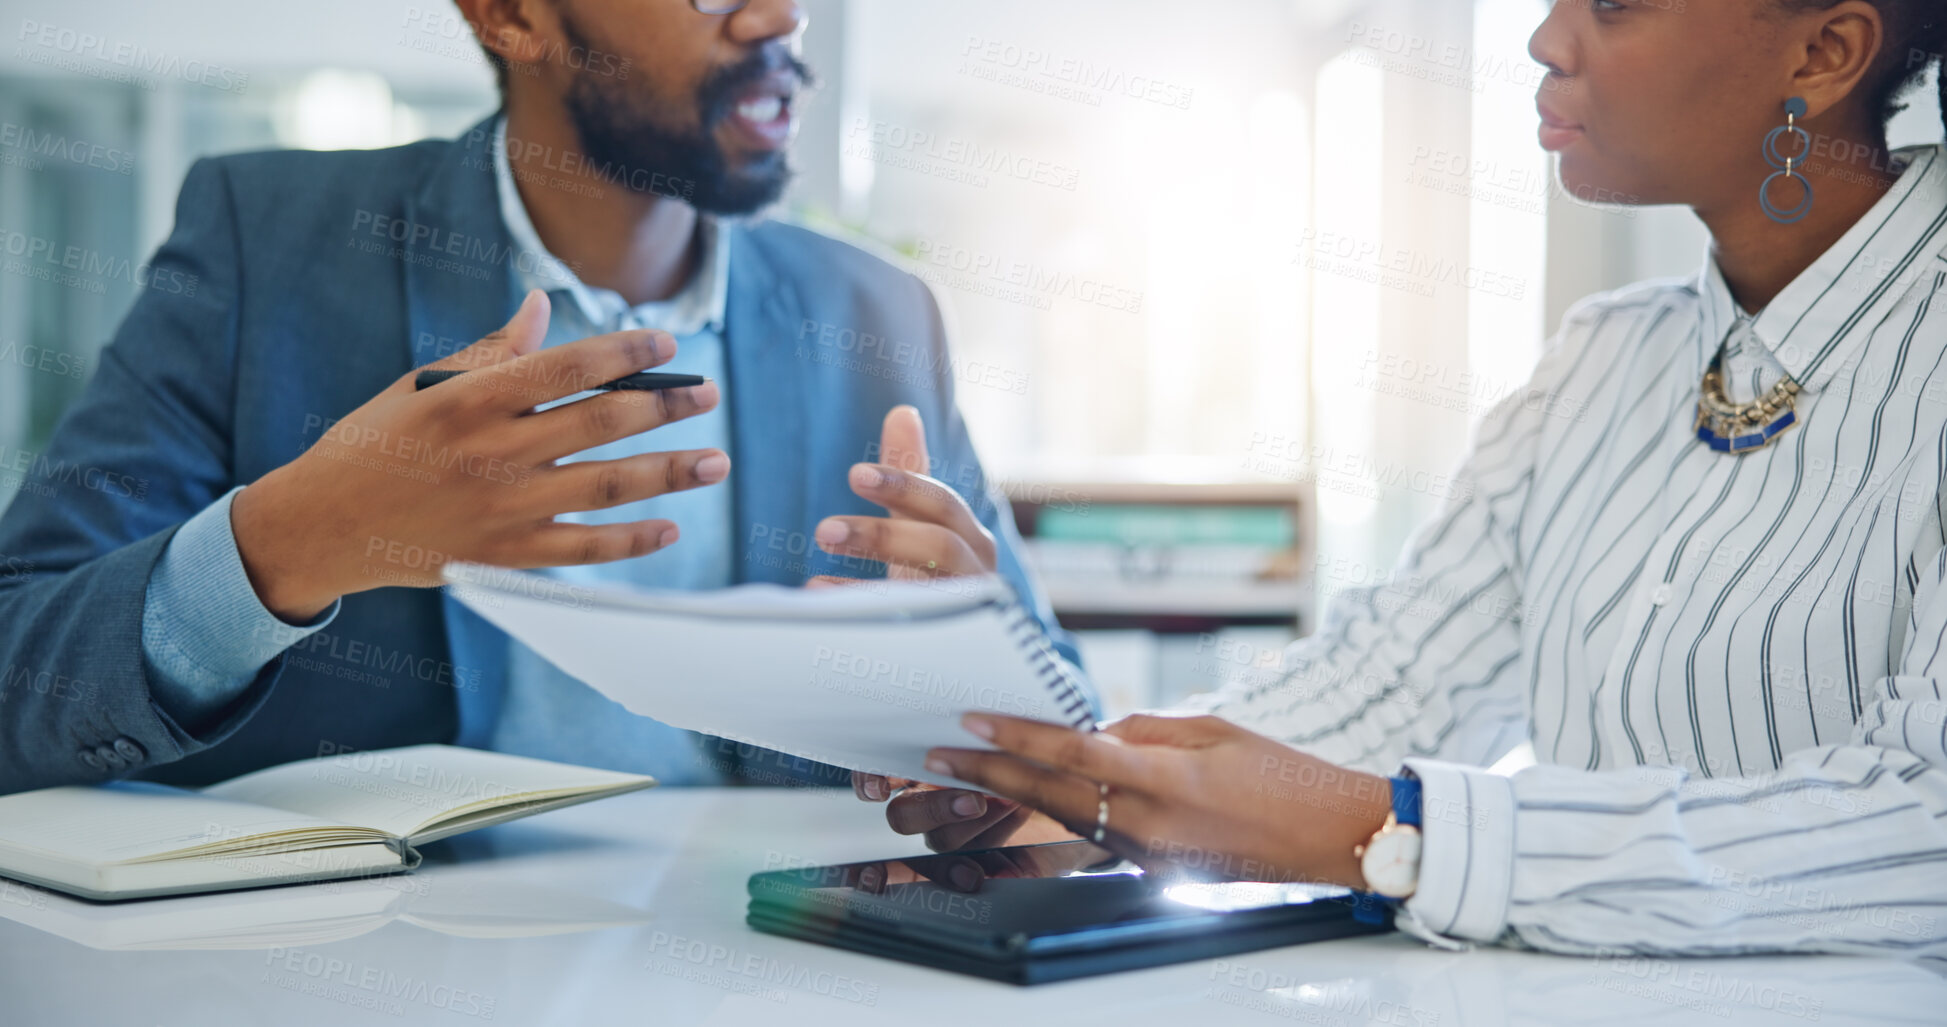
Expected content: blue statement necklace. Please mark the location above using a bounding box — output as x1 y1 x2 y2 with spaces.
1694 354 1802 454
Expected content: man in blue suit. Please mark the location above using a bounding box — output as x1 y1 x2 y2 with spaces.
0 0 1074 794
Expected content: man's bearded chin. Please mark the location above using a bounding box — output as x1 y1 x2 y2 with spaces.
562 61 797 216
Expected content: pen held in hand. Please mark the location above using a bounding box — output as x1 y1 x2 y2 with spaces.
413 369 710 392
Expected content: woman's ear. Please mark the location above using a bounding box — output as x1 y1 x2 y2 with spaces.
1786 0 1887 121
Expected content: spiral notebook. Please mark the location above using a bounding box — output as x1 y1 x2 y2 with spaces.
443 566 1095 786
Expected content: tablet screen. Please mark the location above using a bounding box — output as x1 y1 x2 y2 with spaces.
748 840 1373 954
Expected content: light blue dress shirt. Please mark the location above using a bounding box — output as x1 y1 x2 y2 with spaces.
141 117 736 782
483 118 735 783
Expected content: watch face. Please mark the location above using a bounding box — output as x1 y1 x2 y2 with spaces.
1360 825 1422 899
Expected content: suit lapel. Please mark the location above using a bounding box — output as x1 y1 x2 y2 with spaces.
403 116 521 370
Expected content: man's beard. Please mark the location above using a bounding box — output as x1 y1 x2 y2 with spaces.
558 18 810 215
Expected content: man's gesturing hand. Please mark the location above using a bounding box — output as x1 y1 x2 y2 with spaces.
232 290 728 621
810 405 998 585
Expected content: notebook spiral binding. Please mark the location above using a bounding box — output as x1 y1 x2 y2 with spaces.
997 600 1096 730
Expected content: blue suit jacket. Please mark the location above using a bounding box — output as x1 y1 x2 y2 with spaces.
0 117 1075 794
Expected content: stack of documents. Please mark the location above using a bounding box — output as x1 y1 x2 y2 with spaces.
445 566 1096 785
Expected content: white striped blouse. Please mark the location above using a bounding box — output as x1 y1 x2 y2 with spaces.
1192 144 1947 957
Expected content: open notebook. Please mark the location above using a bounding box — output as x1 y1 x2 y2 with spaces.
0 745 653 900
444 566 1098 786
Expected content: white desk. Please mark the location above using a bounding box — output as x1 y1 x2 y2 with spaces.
2 788 1941 1026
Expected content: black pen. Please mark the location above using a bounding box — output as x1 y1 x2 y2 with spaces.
414 369 709 392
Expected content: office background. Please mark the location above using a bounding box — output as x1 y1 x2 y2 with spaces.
2 0 1940 717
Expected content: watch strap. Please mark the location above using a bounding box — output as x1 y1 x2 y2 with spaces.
1390 774 1422 828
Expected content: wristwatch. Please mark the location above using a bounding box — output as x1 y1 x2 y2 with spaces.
1354 774 1423 899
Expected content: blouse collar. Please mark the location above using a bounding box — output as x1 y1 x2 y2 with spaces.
1694 144 1947 393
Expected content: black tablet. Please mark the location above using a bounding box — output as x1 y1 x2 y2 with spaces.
746 840 1393 985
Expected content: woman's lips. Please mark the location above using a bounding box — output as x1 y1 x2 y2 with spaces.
1537 102 1583 152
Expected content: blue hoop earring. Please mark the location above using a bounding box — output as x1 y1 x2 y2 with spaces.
1760 97 1814 224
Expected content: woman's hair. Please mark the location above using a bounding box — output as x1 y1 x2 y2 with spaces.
1775 0 1945 134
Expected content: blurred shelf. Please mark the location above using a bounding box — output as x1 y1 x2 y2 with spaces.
1045 581 1306 618
1005 479 1313 634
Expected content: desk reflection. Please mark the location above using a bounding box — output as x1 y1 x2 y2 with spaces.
0 842 651 951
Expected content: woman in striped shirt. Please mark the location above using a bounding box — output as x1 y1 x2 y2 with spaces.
850 0 1947 957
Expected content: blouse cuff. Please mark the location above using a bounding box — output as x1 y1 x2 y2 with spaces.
1395 757 1518 945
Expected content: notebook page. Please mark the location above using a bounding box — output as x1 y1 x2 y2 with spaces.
205 745 653 839
447 569 1094 786
0 783 353 865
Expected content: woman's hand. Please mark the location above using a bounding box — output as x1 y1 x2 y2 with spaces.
851 774 1080 852
921 712 1395 889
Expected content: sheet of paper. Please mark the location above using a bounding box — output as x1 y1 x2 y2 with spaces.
444 566 1094 787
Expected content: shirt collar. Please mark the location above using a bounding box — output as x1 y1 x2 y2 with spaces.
1695 143 1947 392
492 117 729 335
